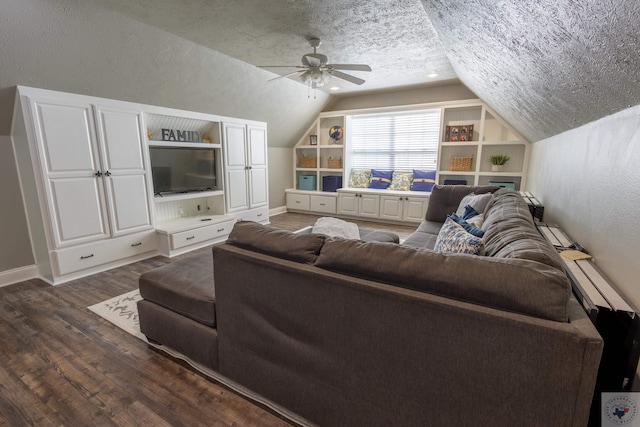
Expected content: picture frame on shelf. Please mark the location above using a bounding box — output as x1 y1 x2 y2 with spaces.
309 135 318 145
445 124 474 142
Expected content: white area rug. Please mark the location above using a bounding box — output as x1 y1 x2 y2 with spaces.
88 290 312 427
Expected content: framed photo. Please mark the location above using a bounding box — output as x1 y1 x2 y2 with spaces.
445 124 474 142
309 135 318 145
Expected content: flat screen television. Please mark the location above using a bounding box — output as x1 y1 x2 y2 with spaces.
149 147 216 196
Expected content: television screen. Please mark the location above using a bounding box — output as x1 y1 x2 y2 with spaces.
149 147 216 195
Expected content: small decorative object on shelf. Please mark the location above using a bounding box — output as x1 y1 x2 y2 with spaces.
309 135 318 145
329 126 343 144
327 157 342 169
298 154 317 168
450 156 473 171
489 154 510 172
202 134 213 143
147 129 153 140
445 124 474 142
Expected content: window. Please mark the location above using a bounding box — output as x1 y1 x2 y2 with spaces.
348 108 441 170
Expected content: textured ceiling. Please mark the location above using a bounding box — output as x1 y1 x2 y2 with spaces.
91 0 456 94
92 0 640 142
421 0 640 142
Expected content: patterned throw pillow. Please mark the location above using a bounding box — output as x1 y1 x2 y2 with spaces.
349 169 372 188
434 217 484 255
448 213 485 238
390 171 413 191
410 169 436 192
368 169 393 189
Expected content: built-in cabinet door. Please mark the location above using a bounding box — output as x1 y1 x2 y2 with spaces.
359 194 380 218
223 123 250 212
379 196 404 221
94 105 152 236
337 193 358 215
404 197 429 223
29 97 110 247
247 125 268 208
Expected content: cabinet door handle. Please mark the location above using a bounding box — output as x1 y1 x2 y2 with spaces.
186 236 195 240
95 171 102 177
104 171 112 177
131 242 142 247
80 254 94 260
295 200 300 204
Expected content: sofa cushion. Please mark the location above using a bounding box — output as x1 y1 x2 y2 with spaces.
410 169 436 192
368 169 393 189
434 217 483 254
348 169 371 188
227 221 326 264
482 189 564 270
455 193 493 217
425 185 498 223
139 251 216 327
315 239 570 322
401 220 441 249
390 171 413 191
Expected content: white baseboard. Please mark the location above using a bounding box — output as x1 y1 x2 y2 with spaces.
269 206 287 216
0 264 37 288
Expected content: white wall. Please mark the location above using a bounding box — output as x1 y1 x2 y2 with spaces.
527 105 640 308
0 136 34 271
268 147 293 209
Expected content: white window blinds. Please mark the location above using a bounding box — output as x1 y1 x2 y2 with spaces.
348 109 441 170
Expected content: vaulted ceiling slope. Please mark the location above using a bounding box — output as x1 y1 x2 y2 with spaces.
420 0 640 142
92 0 640 143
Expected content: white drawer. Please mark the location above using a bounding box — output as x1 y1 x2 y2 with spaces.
170 219 235 250
310 195 337 214
237 206 269 223
286 193 310 211
54 231 157 275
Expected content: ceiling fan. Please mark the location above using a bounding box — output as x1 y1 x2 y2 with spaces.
259 38 372 88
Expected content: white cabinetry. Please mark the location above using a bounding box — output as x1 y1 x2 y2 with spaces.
13 86 155 284
379 195 429 223
285 190 338 214
337 192 379 218
438 103 529 189
223 122 269 222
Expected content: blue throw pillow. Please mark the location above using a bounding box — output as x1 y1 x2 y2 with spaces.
368 169 393 189
461 205 479 221
448 213 485 238
410 170 436 192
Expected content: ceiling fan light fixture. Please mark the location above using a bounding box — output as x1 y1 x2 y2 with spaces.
428 71 439 78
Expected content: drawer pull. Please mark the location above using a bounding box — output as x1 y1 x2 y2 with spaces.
320 203 326 206
80 254 94 260
186 236 195 240
200 218 211 221
257 213 263 217
131 242 142 247
295 201 300 204
217 228 225 232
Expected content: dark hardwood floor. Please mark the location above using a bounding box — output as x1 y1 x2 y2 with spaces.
0 213 415 426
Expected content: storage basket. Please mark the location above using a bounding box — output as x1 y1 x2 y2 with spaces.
450 156 473 171
327 157 343 169
298 154 317 168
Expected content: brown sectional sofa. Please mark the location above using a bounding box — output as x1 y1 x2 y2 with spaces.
139 185 603 426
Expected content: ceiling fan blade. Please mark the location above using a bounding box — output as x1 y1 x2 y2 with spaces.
328 64 372 72
267 70 303 82
258 65 305 68
332 70 366 85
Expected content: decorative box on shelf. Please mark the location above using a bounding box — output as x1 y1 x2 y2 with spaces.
298 154 317 168
322 176 343 192
298 175 317 190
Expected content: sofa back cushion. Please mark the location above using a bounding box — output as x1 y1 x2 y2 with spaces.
425 185 498 223
315 238 570 322
227 221 326 264
482 189 564 270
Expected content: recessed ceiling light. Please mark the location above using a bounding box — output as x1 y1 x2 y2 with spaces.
428 71 439 78
330 86 340 91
